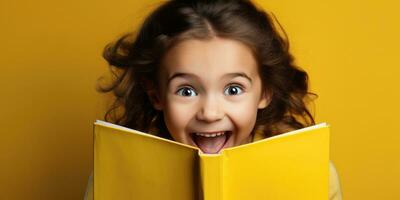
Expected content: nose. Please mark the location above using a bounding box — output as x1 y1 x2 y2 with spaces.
196 95 224 122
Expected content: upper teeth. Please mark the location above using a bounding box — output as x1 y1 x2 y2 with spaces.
195 132 225 137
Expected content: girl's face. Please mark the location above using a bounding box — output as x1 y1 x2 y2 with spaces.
152 37 269 154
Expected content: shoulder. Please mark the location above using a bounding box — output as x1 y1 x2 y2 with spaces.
329 161 343 200
84 171 94 200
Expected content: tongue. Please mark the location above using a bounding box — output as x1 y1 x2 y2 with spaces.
194 133 227 154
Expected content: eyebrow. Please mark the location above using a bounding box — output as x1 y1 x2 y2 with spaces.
167 72 253 84
224 72 253 83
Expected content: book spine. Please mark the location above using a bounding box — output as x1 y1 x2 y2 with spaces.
199 153 223 200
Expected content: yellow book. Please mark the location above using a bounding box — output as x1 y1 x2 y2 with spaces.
94 120 330 200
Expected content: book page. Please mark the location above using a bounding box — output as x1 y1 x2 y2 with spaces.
94 121 201 200
221 124 330 200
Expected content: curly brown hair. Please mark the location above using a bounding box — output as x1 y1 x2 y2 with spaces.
97 0 317 139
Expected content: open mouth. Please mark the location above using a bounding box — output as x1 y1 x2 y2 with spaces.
191 131 231 154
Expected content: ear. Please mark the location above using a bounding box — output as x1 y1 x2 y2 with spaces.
148 90 163 110
143 80 163 110
258 90 272 109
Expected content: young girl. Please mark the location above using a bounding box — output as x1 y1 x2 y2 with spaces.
85 0 342 199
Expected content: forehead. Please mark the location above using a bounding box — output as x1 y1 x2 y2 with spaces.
160 37 258 77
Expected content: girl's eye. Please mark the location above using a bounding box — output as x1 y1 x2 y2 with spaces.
224 85 243 96
176 87 197 97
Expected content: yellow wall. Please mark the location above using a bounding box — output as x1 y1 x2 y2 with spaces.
259 1 400 199
1 0 399 199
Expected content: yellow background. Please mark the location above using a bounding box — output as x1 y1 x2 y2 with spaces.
1 0 399 199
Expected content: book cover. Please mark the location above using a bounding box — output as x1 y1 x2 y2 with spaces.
94 120 330 200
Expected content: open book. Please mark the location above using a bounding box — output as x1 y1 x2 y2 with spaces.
94 120 330 200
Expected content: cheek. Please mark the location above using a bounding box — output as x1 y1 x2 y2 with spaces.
163 101 195 134
227 98 259 135
229 97 258 125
